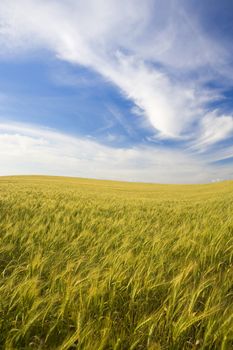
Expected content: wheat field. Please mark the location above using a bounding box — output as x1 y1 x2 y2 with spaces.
0 176 232 349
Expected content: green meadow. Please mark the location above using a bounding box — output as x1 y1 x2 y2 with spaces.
0 176 232 350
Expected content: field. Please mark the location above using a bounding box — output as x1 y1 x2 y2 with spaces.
0 176 232 350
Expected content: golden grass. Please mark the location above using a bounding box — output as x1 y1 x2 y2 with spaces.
0 176 232 349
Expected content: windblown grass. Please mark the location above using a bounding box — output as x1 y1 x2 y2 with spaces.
0 176 232 349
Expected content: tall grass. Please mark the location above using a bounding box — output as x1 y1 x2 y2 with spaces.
0 176 232 349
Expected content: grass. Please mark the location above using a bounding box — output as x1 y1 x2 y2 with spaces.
0 175 232 350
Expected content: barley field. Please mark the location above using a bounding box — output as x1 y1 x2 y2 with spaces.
0 176 232 350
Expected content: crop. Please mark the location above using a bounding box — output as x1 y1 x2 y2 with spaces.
0 176 232 349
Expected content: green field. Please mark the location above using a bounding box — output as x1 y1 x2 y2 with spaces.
0 176 232 350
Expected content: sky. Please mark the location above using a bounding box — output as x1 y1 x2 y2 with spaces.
0 0 233 183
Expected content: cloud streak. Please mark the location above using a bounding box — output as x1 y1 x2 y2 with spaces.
0 0 233 141
0 122 232 183
0 1 233 182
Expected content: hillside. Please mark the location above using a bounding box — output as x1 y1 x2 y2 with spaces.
0 176 232 349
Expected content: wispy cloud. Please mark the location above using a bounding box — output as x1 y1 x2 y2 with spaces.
191 110 233 151
0 0 232 182
0 122 232 183
0 0 232 139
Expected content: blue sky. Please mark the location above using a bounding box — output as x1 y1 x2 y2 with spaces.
0 0 233 183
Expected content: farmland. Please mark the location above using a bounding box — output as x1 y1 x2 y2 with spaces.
0 176 232 349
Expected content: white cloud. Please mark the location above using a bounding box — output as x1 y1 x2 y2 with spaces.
0 122 232 183
191 111 233 151
0 0 232 143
